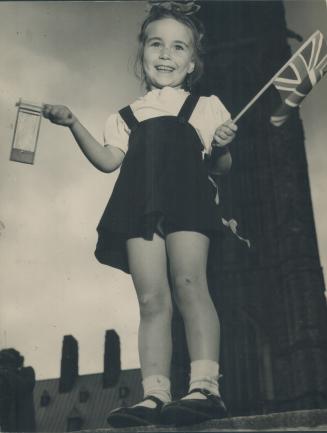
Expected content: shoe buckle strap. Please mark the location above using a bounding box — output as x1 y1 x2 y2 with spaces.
143 395 163 408
188 387 220 402
189 388 211 396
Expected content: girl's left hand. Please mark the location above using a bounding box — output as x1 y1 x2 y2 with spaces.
213 120 238 147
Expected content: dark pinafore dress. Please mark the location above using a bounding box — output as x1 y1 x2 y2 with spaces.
95 94 224 274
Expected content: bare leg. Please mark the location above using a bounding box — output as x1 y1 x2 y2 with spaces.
166 231 220 362
127 234 173 379
107 236 172 425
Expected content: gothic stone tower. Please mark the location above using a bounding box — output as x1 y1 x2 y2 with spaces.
171 0 327 416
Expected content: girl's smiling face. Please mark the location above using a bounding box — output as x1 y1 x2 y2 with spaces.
143 18 195 90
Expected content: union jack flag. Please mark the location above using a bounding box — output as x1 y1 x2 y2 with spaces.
270 30 327 127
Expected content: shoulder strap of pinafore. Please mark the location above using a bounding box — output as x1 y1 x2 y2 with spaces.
118 105 139 131
178 94 200 122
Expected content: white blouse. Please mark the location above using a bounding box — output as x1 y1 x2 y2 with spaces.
103 86 230 155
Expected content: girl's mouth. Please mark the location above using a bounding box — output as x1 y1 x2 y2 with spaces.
156 65 175 72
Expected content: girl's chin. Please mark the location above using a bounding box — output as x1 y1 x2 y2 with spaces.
149 81 183 90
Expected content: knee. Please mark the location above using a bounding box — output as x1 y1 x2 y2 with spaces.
138 291 173 321
172 273 206 309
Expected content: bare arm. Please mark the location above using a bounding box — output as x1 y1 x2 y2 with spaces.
43 104 124 173
207 147 232 175
208 119 236 175
69 120 124 173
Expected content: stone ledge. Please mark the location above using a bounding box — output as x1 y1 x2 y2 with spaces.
80 409 327 432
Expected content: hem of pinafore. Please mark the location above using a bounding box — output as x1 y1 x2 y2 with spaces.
94 212 225 274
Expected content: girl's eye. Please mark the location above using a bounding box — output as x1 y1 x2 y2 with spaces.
174 44 184 51
150 41 161 48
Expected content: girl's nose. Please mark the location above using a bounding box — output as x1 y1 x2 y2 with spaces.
159 47 171 59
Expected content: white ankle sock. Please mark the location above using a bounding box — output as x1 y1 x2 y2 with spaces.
182 360 220 400
133 375 171 408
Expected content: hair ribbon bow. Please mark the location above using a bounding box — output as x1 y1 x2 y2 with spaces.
147 1 200 15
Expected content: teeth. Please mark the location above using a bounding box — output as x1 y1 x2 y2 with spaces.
156 66 174 71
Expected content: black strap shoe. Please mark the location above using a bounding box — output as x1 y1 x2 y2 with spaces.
107 395 164 427
160 388 227 426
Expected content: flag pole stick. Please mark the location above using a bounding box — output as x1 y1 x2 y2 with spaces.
232 30 319 123
232 77 277 123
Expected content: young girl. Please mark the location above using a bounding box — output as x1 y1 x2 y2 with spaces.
43 1 239 427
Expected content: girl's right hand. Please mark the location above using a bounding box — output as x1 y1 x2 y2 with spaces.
42 104 77 127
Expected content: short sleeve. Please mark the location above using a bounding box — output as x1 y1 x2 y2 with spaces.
191 95 231 155
208 95 231 128
103 113 130 154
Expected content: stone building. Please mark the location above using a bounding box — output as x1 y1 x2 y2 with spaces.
171 0 327 416
33 332 142 431
33 369 142 431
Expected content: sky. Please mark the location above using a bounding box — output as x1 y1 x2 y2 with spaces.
0 1 326 381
